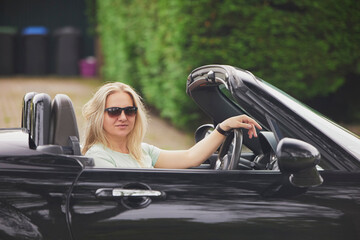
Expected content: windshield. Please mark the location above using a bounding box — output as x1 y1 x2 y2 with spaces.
258 80 360 160
220 76 360 161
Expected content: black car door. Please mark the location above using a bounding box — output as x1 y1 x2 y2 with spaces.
0 153 82 240
69 168 360 240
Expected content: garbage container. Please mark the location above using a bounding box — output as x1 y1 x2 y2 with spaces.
22 26 48 75
79 56 97 77
54 26 81 76
0 26 17 75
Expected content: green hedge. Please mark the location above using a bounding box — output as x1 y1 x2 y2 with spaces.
96 0 360 128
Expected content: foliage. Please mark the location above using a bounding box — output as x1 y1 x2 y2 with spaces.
96 0 360 128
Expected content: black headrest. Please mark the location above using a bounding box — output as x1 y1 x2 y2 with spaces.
30 93 51 146
50 94 80 146
21 92 37 132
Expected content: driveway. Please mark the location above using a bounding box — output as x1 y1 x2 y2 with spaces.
0 77 193 150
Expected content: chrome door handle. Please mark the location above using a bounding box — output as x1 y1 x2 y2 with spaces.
95 188 165 199
113 188 164 197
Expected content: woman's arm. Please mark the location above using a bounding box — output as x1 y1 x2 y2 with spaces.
154 115 262 169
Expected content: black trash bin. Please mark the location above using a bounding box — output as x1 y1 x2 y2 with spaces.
22 26 48 75
54 27 81 76
0 26 17 75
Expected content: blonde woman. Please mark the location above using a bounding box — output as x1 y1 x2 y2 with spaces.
82 82 262 169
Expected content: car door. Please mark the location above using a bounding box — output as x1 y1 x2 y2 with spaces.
0 153 82 240
69 167 360 240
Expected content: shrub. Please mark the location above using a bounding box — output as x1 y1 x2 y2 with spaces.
96 0 360 128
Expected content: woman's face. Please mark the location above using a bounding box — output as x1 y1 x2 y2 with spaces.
103 91 136 141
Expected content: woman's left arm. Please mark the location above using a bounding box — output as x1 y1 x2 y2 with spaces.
154 115 262 169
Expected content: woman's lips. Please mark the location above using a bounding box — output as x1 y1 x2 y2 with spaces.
115 124 128 128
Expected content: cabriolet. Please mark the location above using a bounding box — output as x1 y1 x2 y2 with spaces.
0 65 359 240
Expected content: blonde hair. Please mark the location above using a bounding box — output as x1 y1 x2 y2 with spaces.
82 82 148 165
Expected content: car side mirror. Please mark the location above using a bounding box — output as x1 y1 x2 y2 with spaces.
276 138 323 188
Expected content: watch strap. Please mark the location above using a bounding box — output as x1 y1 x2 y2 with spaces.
216 124 231 136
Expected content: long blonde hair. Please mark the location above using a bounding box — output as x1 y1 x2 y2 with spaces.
82 82 148 164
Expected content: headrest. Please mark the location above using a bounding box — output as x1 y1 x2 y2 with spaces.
50 94 80 146
21 92 37 132
30 93 51 146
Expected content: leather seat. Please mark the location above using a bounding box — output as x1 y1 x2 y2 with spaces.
21 92 37 132
25 92 81 155
50 94 79 145
30 93 52 146
49 94 81 155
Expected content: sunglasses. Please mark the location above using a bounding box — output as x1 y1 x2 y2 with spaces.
105 106 138 117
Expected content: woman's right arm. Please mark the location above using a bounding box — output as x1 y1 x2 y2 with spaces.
154 115 262 169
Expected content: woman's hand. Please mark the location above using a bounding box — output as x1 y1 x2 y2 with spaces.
219 115 262 138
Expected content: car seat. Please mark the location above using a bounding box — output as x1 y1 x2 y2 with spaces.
49 94 81 155
21 92 37 132
27 92 81 155
30 93 51 146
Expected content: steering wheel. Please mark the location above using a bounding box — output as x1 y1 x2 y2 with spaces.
214 129 243 170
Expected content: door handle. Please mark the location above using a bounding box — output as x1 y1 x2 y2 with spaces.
113 189 164 197
95 188 166 199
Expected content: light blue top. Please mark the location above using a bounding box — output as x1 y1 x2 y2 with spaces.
85 143 161 168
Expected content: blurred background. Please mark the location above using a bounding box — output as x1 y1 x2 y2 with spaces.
0 0 359 139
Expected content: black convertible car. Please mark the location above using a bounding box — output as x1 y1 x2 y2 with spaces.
1 65 359 240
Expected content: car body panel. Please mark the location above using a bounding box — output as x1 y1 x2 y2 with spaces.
69 168 360 240
0 129 82 240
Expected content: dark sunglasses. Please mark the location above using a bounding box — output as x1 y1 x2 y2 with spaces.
105 106 138 117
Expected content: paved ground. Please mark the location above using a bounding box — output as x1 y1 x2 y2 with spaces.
0 77 194 150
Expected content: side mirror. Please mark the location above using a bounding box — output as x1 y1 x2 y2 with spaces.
276 138 323 188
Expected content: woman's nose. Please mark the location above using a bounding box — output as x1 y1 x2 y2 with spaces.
117 111 127 120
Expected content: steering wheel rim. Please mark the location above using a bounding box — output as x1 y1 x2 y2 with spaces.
214 129 243 170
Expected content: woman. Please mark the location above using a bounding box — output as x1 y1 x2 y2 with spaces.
82 82 262 169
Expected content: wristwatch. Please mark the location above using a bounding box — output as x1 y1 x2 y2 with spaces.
216 124 231 136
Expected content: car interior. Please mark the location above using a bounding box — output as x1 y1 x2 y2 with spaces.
21 88 279 172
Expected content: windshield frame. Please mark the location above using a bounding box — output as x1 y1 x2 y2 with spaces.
258 80 360 159
229 67 360 170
